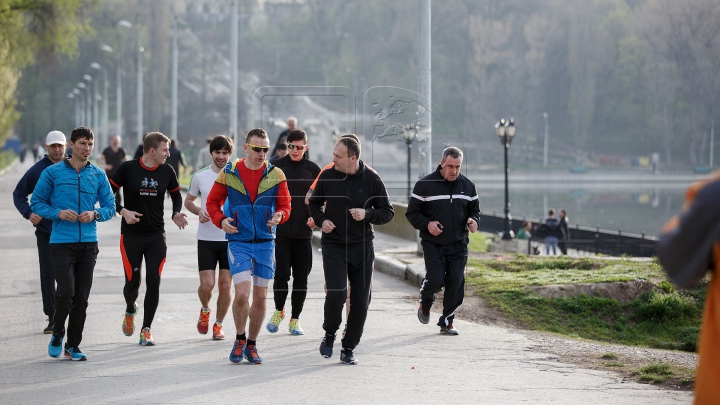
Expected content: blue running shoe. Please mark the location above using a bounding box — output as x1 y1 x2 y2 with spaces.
243 344 262 364
48 333 63 358
64 346 87 361
229 339 246 364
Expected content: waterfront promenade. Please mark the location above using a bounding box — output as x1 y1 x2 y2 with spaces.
0 158 690 404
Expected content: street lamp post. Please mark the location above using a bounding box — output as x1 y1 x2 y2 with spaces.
72 88 81 127
137 31 144 147
543 112 549 168
495 118 517 240
77 82 87 126
402 120 419 199
91 62 109 153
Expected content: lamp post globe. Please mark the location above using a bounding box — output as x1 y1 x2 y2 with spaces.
496 117 516 240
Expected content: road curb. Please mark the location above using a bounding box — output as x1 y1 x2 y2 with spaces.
0 158 19 177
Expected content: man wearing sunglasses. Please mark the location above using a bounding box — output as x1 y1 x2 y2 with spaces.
206 128 291 364
266 129 321 336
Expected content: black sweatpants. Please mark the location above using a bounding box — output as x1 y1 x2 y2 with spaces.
419 238 468 327
322 242 374 350
51 242 99 348
120 233 166 329
273 236 313 319
36 230 56 318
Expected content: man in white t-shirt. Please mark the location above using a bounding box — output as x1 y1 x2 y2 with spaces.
184 135 234 340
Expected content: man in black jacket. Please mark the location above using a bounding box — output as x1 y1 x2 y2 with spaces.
309 136 394 364
267 129 321 336
406 146 480 335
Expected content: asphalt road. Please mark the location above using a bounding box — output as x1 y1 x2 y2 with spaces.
0 158 691 404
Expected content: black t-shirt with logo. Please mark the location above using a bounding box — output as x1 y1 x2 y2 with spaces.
110 159 181 236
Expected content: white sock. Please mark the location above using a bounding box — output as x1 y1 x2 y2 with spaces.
215 320 222 326
202 307 210 312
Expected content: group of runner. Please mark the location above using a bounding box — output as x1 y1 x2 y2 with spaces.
17 124 480 366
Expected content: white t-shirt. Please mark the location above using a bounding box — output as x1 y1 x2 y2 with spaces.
188 166 226 242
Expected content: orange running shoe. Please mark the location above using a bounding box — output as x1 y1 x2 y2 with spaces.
139 327 154 346
197 308 211 334
122 303 137 336
212 323 225 340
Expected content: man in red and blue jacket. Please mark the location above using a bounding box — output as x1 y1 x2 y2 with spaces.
207 128 291 365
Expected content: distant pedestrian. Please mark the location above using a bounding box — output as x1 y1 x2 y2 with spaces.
206 128 291 365
19 144 27 163
516 221 532 240
271 116 297 159
31 142 39 161
543 209 562 255
13 131 68 333
267 129 321 336
274 143 288 158
558 209 569 255
110 131 188 347
184 135 234 340
309 135 394 364
99 135 128 207
658 172 720 404
166 139 187 179
406 146 480 336
195 138 212 170
30 126 116 361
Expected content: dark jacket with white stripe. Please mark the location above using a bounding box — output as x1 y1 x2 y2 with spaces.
406 165 480 246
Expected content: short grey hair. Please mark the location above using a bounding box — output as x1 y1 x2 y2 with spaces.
441 146 463 161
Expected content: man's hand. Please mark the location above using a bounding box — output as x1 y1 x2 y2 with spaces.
29 213 42 225
321 219 336 233
77 211 95 223
267 212 283 227
349 208 366 221
222 217 238 234
173 212 188 230
306 217 316 228
58 209 79 222
198 209 211 223
121 208 143 225
468 218 478 233
428 221 443 236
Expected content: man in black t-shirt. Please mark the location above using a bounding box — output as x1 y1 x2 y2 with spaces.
110 132 188 346
100 135 128 206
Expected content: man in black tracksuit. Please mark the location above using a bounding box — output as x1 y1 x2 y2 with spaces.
267 129 321 335
309 136 394 364
406 147 480 335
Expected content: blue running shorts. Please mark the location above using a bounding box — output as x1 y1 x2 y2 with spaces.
227 241 275 287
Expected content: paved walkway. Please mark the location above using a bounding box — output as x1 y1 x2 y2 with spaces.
0 158 691 404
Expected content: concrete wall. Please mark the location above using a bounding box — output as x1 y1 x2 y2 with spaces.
377 202 417 241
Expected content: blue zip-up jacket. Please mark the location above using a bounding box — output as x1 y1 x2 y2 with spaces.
30 159 116 244
13 155 61 234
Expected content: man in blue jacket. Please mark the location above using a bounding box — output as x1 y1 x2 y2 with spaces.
30 126 115 361
13 130 67 334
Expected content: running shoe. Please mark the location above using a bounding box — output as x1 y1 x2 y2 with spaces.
288 318 304 335
64 346 87 361
197 308 211 334
417 305 430 324
319 333 335 358
440 324 459 335
340 348 358 365
122 303 137 336
243 344 263 364
139 327 155 346
48 333 63 358
229 339 246 364
266 308 285 333
212 323 225 340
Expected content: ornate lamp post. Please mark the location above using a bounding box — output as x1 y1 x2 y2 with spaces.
495 117 517 240
402 120 419 199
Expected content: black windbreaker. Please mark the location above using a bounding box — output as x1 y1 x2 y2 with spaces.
270 155 321 239
405 165 481 246
308 161 394 245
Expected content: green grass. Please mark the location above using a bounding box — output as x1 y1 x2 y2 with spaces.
468 232 489 252
601 353 618 360
634 363 674 383
466 256 705 352
0 150 16 171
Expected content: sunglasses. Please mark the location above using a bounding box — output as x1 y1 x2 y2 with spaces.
246 143 269 153
287 144 307 151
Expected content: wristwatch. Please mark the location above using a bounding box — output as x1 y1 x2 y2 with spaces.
94 210 100 221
